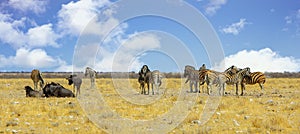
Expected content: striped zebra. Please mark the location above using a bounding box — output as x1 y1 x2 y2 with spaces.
242 71 266 94
149 70 163 95
31 69 44 90
85 67 97 88
184 65 199 93
198 65 240 95
199 68 220 95
217 67 251 96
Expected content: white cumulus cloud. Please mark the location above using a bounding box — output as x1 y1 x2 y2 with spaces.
57 0 113 36
94 33 161 72
213 48 300 72
8 0 48 14
204 0 227 16
221 18 250 35
0 13 59 49
0 48 65 69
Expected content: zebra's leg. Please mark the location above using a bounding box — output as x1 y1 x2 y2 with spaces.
235 83 239 96
241 83 245 96
207 83 211 95
194 82 198 93
259 83 264 91
147 83 150 95
223 83 226 96
152 83 155 95
189 82 193 93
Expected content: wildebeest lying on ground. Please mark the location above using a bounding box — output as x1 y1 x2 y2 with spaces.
66 75 82 97
43 82 75 97
24 86 43 97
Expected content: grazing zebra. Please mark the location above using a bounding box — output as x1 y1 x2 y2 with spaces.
217 67 251 96
184 65 199 93
66 75 82 97
149 70 163 95
138 65 151 95
85 67 97 88
242 71 266 93
31 69 44 90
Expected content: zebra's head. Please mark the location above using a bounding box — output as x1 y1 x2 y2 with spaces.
184 65 195 77
199 64 206 71
225 65 240 75
240 67 251 77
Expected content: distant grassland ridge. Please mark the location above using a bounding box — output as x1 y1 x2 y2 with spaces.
0 71 299 78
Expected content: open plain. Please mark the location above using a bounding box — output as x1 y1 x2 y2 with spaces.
0 77 299 133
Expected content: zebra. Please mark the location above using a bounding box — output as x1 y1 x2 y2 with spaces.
241 71 266 94
85 67 97 88
198 65 240 95
184 65 199 93
31 69 44 90
199 68 220 95
66 74 82 97
149 70 163 95
217 67 251 96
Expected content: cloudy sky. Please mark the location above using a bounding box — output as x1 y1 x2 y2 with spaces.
0 0 299 73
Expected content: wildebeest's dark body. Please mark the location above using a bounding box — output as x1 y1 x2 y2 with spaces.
43 82 75 97
24 86 43 97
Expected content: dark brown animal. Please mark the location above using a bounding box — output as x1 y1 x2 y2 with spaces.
42 82 75 97
24 86 43 97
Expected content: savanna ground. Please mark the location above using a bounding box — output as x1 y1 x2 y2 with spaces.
0 77 299 133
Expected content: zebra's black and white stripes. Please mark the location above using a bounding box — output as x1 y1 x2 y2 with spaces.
85 67 97 88
184 65 199 93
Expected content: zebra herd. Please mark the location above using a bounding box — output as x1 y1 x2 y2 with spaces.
28 64 265 97
184 64 266 96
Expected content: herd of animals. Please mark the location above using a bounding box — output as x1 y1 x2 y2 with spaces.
23 64 266 98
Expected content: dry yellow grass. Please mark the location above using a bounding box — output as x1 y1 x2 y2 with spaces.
0 78 299 133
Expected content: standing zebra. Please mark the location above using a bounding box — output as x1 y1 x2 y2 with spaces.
242 71 266 94
184 65 199 93
217 67 251 96
31 69 44 90
149 70 163 95
85 67 97 88
198 65 240 95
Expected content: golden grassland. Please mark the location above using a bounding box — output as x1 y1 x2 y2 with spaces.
0 78 299 133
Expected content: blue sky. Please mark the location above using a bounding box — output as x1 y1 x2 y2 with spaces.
0 0 299 72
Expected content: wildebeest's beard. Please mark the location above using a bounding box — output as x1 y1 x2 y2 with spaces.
68 79 73 85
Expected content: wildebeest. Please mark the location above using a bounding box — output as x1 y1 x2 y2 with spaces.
24 86 43 97
85 67 97 88
66 75 82 97
138 65 151 95
43 82 75 97
31 69 44 90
